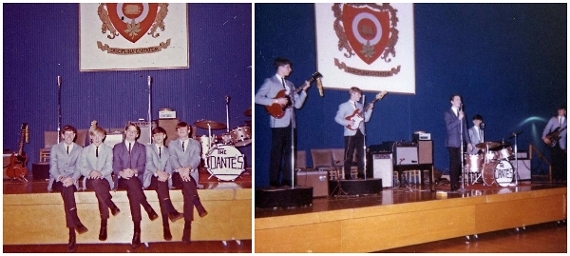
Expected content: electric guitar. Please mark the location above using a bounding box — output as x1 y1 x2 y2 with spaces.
265 72 323 119
6 123 29 182
544 126 567 147
345 91 388 130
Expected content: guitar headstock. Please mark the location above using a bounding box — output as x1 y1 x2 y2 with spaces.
22 123 29 143
376 91 388 100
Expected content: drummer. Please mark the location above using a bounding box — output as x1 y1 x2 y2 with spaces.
468 114 485 154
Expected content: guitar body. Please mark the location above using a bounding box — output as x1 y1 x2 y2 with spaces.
545 126 566 147
265 90 289 119
345 109 364 130
6 153 28 180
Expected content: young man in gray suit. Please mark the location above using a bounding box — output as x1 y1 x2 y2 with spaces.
143 126 184 241
168 121 208 243
113 123 158 249
468 114 485 154
542 105 567 181
255 57 310 187
47 125 87 252
79 126 120 241
334 87 374 180
444 94 473 191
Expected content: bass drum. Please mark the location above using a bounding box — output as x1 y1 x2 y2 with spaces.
205 145 245 181
482 160 514 187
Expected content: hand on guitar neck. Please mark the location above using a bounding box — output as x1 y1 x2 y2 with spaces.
345 91 388 130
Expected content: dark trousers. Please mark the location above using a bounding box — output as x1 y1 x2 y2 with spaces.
172 173 207 221
85 178 115 220
551 145 567 180
51 181 81 228
149 176 176 225
448 147 462 188
118 177 150 222
270 126 293 185
344 130 365 179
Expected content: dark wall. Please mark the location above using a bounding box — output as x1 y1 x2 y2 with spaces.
254 3 567 186
3 4 253 168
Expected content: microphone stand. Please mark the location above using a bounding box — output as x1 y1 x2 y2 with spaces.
225 96 231 134
511 131 521 186
361 95 367 180
459 106 466 191
57 76 62 143
289 91 296 189
147 76 152 145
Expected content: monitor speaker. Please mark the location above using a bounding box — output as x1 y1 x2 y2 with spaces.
372 153 393 187
417 140 433 164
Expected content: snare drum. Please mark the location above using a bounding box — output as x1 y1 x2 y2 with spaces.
231 126 251 147
464 154 484 173
497 146 514 160
205 145 245 181
482 159 513 187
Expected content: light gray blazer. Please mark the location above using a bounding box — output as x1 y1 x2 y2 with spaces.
334 100 372 136
255 75 307 128
468 126 484 154
168 138 201 185
542 116 567 150
47 142 83 192
143 143 173 189
78 143 114 189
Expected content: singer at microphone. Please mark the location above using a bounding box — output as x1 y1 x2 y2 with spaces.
444 94 473 191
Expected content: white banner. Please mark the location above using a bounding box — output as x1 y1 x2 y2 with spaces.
315 3 415 94
79 3 189 71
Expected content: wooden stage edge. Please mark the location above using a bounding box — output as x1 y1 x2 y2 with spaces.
255 185 567 253
3 181 252 245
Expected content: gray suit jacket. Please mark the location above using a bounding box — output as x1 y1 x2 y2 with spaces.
542 116 567 150
468 126 484 154
444 108 471 148
168 138 201 185
255 74 307 128
334 100 372 136
112 141 146 190
47 142 83 192
143 143 173 189
79 143 114 189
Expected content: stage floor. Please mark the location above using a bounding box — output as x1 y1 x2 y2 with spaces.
255 179 566 218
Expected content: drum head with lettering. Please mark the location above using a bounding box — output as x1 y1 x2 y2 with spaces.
206 145 245 181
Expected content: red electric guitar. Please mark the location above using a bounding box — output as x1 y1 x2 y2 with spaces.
345 91 388 130
265 72 323 119
6 123 29 182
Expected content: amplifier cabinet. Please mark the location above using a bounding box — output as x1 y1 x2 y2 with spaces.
514 159 531 180
417 140 433 164
372 153 393 187
394 146 418 165
296 170 329 197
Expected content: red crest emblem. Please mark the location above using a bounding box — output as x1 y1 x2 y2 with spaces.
106 3 158 43
342 5 391 65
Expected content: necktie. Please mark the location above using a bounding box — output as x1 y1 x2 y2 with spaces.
182 141 185 152
96 146 99 158
66 146 69 155
128 143 132 154
353 101 357 110
159 147 162 158
281 77 286 89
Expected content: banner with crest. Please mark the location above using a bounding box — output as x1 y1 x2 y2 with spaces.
80 3 188 71
315 3 415 94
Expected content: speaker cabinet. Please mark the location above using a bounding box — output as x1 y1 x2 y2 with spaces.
296 170 329 197
417 140 433 164
372 153 393 187
394 146 418 165
514 159 531 180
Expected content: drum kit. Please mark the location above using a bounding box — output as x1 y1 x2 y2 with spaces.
194 97 252 182
464 141 515 187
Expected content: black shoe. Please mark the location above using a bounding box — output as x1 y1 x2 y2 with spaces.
198 209 208 218
269 181 280 188
110 206 121 216
75 223 88 234
131 232 141 249
147 208 159 221
281 179 292 187
67 235 77 253
98 225 107 241
168 211 184 222
163 227 172 241
344 176 352 180
182 228 191 244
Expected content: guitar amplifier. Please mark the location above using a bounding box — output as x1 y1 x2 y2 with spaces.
394 143 419 165
296 170 329 197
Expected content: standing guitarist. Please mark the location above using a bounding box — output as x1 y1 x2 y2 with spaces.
255 57 310 187
542 105 566 182
335 87 380 180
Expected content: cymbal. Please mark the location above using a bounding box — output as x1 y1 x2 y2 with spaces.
475 141 500 149
491 142 511 150
244 107 252 117
194 119 226 130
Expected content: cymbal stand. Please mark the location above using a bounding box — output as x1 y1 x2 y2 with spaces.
57 76 62 143
225 95 231 134
330 170 349 197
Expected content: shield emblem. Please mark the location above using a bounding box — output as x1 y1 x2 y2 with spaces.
342 5 391 65
106 3 158 43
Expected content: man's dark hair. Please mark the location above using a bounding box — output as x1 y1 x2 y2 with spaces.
273 57 292 70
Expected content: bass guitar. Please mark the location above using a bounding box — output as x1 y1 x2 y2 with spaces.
345 91 388 130
544 126 567 147
6 123 29 182
265 72 323 119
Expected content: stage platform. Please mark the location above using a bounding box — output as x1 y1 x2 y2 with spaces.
255 180 567 253
3 168 252 246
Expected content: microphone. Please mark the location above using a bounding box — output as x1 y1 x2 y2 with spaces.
57 76 61 87
459 103 463 111
225 95 230 103
147 76 152 87
316 77 324 97
481 122 485 130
